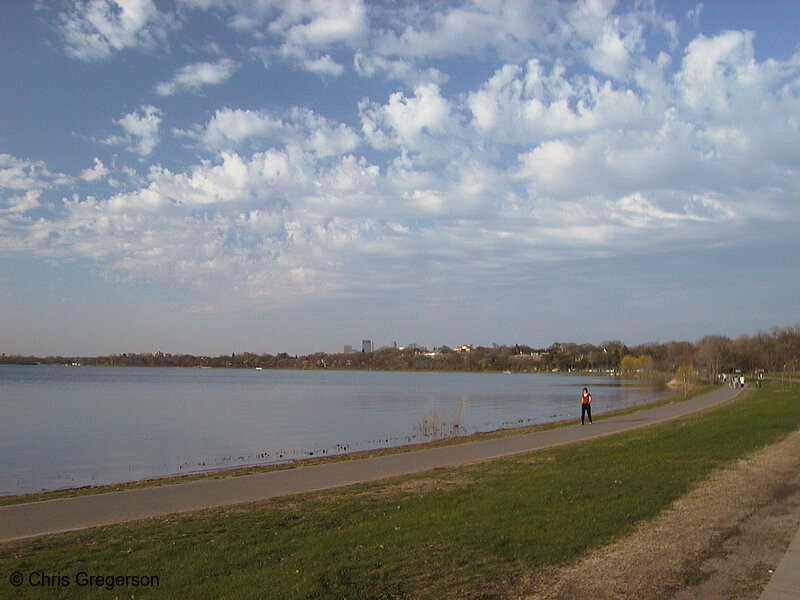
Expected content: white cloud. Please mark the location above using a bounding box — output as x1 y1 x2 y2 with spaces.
517 138 582 192
0 155 72 251
273 43 347 77
567 0 676 80
2 190 42 214
0 154 70 190
80 158 110 182
1 155 46 191
231 0 367 76
155 58 239 96
58 0 175 61
353 51 447 86
270 0 368 48
672 29 800 179
104 105 162 156
678 30 757 114
6 2 800 312
178 108 286 151
7 153 326 290
607 191 732 228
177 107 360 157
371 1 561 61
294 108 361 157
360 84 462 155
586 22 635 79
298 53 344 76
466 59 650 143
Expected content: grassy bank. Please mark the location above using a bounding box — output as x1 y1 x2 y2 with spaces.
2 383 798 599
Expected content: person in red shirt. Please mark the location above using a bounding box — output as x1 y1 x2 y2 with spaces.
581 387 593 425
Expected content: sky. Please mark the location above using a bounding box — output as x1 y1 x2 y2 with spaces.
1 0 799 356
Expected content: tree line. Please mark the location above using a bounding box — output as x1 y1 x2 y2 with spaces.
2 326 798 379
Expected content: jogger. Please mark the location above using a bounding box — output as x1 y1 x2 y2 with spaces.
581 387 593 424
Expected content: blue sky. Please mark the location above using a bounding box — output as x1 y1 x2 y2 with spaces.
1 0 799 356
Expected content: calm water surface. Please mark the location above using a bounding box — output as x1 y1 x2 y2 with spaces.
0 366 670 495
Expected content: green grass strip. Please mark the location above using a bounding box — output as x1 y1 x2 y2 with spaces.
2 383 798 599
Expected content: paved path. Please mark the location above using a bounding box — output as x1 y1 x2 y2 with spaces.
760 523 800 600
759 376 800 600
0 385 740 543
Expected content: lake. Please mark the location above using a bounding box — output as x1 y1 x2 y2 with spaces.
0 365 671 495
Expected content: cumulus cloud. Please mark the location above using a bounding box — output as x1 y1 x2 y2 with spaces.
177 108 285 151
9 150 374 294
0 154 68 191
299 54 344 76
1 190 42 215
371 1 561 61
360 83 463 157
226 0 367 76
80 157 110 182
0 154 72 250
466 59 653 144
176 107 361 156
270 0 368 49
585 22 637 79
353 51 447 86
155 58 238 96
6 1 800 308
104 105 162 156
58 0 175 61
296 109 362 157
567 0 675 80
677 30 759 114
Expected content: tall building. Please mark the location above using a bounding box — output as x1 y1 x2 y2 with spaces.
343 345 353 354
362 340 373 353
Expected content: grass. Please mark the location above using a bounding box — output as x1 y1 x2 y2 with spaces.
0 383 711 508
2 383 797 599
731 564 774 600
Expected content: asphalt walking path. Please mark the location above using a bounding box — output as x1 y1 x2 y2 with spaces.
759 378 800 600
760 523 800 600
0 385 744 544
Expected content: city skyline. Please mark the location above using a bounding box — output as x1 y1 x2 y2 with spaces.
2 1 799 356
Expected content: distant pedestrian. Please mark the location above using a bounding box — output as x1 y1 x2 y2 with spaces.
581 387 593 425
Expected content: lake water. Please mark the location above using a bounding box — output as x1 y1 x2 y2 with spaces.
0 365 671 495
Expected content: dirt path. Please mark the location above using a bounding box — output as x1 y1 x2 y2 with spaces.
521 428 800 600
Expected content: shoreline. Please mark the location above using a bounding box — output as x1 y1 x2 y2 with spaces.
0 384 735 543
0 383 704 508
0 361 623 375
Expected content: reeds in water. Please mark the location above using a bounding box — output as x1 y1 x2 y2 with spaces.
415 405 464 440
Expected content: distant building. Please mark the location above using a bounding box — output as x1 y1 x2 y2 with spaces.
362 340 373 353
343 345 353 354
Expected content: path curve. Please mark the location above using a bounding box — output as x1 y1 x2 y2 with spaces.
0 385 740 543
